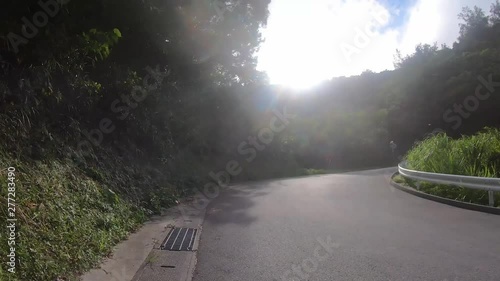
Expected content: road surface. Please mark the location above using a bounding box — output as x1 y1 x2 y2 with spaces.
193 168 500 281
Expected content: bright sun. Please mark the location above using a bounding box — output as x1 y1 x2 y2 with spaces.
256 0 398 91
255 0 345 90
265 58 331 90
257 40 335 90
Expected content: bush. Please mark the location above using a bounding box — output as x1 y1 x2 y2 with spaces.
404 128 500 206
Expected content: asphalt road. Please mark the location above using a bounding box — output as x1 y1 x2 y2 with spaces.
192 168 500 281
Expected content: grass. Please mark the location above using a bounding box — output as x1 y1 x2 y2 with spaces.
301 168 329 176
392 174 406 184
0 141 197 280
402 127 500 207
0 153 143 280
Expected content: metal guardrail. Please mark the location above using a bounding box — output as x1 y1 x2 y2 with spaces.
398 162 500 207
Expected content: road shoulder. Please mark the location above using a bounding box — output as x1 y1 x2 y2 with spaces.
80 202 205 281
391 172 500 215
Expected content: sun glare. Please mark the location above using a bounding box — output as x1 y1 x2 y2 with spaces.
256 0 397 91
268 65 329 90
256 0 346 90
257 31 336 91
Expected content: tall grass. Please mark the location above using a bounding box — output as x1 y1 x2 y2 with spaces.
404 128 500 206
0 134 198 280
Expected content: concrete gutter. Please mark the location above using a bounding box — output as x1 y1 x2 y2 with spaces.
391 172 500 215
80 202 206 281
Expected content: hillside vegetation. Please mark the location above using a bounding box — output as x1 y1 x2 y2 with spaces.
1 0 500 280
404 128 500 206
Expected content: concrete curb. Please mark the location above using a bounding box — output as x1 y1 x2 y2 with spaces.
391 172 500 215
80 202 205 281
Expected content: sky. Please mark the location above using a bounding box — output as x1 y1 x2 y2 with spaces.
256 0 493 89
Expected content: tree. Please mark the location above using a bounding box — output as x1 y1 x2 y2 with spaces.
458 6 489 43
490 0 500 25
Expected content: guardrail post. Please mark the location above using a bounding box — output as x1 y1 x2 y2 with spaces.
488 190 495 207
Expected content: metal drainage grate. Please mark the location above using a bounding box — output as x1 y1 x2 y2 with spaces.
160 228 197 251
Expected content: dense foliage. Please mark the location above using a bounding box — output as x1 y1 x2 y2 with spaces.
403 128 500 206
1 0 500 279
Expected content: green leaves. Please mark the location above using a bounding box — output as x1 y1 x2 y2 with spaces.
405 128 500 206
113 28 122 38
80 28 123 63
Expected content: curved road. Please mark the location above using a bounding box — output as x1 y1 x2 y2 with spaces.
193 168 500 281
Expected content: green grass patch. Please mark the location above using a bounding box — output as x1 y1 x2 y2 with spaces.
0 145 193 281
392 174 406 184
301 168 329 176
0 155 144 280
404 128 500 207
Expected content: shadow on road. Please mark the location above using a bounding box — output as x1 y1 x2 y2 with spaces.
204 183 273 226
